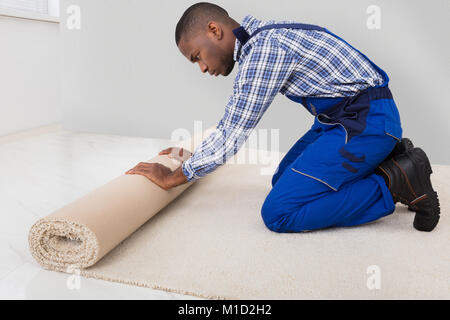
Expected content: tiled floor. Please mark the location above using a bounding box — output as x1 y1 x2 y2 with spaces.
0 126 202 299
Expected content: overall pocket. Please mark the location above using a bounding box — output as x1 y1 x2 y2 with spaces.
385 119 402 142
383 99 403 142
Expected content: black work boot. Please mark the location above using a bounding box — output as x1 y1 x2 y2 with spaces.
375 147 440 232
387 137 414 160
386 138 415 211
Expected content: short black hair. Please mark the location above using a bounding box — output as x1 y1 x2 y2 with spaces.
175 2 229 46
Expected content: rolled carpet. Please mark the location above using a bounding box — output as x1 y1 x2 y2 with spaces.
28 126 215 272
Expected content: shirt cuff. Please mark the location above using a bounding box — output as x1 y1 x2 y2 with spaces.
181 159 200 183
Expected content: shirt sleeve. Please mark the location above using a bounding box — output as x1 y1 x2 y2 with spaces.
181 37 299 182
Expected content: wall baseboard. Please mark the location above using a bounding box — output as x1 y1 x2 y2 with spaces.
0 123 62 144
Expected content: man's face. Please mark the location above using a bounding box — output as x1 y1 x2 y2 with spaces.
178 23 236 77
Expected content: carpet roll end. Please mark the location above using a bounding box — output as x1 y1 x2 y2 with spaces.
28 218 100 272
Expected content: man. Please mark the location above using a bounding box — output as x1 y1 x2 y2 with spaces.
126 2 440 232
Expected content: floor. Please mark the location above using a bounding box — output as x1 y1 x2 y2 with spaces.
0 125 201 299
2 125 447 299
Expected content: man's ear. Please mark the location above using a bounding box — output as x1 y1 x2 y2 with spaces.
207 21 223 40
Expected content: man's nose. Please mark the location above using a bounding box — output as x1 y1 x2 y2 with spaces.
198 61 208 73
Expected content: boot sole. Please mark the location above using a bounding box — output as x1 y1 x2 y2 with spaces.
401 148 440 231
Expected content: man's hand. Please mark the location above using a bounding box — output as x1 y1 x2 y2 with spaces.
125 162 173 190
125 147 192 190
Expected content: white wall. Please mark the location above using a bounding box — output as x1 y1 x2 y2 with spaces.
60 0 450 165
0 14 61 136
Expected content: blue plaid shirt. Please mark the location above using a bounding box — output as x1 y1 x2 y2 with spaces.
181 14 384 182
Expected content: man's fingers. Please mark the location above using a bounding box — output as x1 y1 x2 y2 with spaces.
159 148 173 155
160 148 179 159
125 162 149 174
158 147 191 161
127 168 145 175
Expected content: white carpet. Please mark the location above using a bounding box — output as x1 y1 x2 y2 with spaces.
76 160 449 299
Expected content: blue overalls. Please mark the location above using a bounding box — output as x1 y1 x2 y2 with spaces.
234 23 403 232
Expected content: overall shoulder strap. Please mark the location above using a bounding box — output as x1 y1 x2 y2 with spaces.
233 23 325 46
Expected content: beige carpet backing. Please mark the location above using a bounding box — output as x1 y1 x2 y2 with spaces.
29 139 450 299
